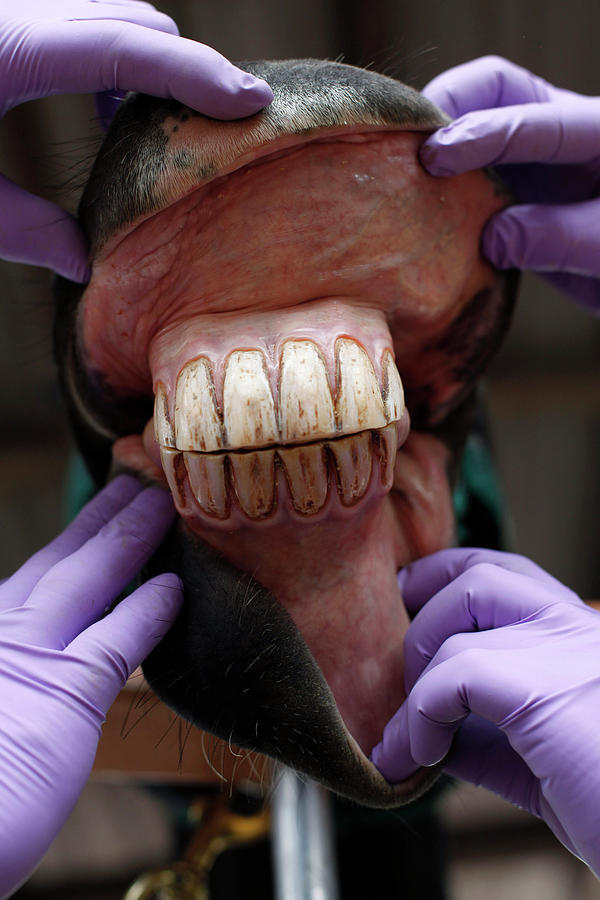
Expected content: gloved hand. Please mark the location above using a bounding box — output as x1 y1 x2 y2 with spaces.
0 475 183 898
421 55 600 313
371 548 600 876
0 0 273 282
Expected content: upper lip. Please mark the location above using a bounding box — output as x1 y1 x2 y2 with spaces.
95 125 435 262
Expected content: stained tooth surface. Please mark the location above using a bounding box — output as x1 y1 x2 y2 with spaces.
335 339 386 433
174 358 224 452
223 351 278 449
160 447 189 510
230 450 276 518
278 444 329 515
373 423 399 489
328 432 373 505
279 341 335 444
381 352 405 423
185 452 229 519
154 383 175 447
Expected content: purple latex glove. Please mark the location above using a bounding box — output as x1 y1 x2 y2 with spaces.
0 475 183 898
371 548 600 875
0 0 273 283
421 56 600 313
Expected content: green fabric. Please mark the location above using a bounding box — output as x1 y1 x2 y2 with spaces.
452 431 509 551
63 452 96 525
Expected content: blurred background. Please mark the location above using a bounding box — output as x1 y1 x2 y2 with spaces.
2 0 599 897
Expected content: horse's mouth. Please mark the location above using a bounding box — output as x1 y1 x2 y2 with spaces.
53 59 518 807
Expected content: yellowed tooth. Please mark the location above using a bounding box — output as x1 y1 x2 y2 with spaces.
381 351 405 423
223 350 278 450
328 432 372 505
335 339 386 433
154 383 175 447
278 443 329 515
279 341 335 444
373 422 399 489
229 450 276 518
174 358 224 452
184 452 229 519
159 447 189 510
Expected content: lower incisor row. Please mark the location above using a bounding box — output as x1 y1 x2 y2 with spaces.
160 424 399 520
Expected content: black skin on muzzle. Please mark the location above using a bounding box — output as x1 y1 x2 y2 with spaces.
142 524 442 807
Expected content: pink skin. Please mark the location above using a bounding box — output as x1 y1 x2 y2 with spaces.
86 126 506 758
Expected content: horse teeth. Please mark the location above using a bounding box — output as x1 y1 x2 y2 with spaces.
328 431 373 505
382 351 405 424
279 340 335 444
161 423 404 522
335 339 386 433
229 450 276 518
174 357 224 452
185 451 229 519
223 350 279 450
154 382 175 447
278 443 329 515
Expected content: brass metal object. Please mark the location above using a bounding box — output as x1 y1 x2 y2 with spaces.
123 791 271 900
122 862 209 900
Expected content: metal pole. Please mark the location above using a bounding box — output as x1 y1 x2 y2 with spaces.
271 767 340 900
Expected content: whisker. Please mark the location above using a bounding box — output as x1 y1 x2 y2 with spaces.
120 696 162 739
154 711 179 750
200 730 227 783
177 719 195 772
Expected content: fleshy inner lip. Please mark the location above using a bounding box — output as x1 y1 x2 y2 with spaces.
94 125 439 263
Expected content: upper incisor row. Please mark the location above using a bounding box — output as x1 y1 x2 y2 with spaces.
156 338 404 452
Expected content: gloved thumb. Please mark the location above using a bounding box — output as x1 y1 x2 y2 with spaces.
0 173 89 282
95 89 127 132
483 199 600 278
68 573 184 708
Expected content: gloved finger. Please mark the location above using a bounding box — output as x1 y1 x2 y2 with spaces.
67 1 179 33
95 89 127 131
444 714 576 855
540 270 600 315
4 486 176 648
370 702 419 783
483 199 600 279
89 0 159 6
68 572 183 703
401 648 515 769
402 565 574 690
28 21 272 119
421 55 557 117
0 475 143 609
0 174 89 281
397 547 572 615
444 713 541 805
374 642 518 777
420 98 600 176
371 703 534 793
